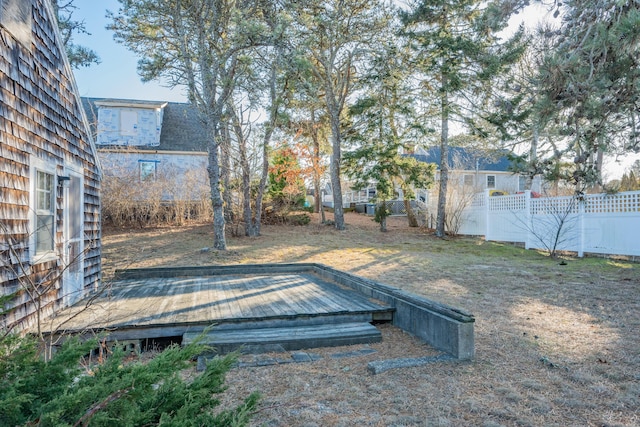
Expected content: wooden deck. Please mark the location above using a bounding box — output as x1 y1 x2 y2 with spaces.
47 272 394 346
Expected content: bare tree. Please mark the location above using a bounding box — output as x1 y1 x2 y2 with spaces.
109 0 270 250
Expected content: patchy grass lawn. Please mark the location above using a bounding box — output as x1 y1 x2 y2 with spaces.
103 212 640 427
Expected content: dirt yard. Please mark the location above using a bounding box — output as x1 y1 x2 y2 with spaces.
102 212 640 427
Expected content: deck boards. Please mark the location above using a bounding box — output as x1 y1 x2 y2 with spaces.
47 273 393 338
183 322 383 354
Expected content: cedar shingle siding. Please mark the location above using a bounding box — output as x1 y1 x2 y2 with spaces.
0 0 101 331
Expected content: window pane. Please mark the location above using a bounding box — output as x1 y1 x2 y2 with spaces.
36 214 54 253
68 176 82 239
487 176 496 189
139 161 157 181
36 170 53 211
34 170 55 255
519 175 527 191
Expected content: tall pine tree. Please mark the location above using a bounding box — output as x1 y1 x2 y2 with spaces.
287 0 392 230
401 0 525 237
344 41 435 231
535 0 640 191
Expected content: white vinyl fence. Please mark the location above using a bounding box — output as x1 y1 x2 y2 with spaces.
458 190 640 257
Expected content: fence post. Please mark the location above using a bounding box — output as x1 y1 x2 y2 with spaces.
524 190 532 249
578 196 585 258
484 189 491 241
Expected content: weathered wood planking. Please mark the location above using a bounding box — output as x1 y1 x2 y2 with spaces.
183 322 383 354
46 273 393 337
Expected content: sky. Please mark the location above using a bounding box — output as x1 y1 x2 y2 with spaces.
69 1 636 179
71 0 187 102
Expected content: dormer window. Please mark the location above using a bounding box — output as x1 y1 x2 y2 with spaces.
94 100 167 146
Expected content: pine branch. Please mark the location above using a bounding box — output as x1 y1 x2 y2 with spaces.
74 386 133 427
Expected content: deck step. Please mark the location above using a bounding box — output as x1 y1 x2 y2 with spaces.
183 322 381 354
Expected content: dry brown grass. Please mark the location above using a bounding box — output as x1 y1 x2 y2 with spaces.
102 212 640 427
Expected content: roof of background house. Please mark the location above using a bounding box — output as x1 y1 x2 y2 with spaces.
81 97 208 152
409 146 513 172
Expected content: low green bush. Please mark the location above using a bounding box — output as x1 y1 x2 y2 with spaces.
0 333 259 426
288 213 311 225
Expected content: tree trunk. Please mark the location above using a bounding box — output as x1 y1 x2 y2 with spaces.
208 152 227 249
311 109 322 214
435 86 449 238
378 201 388 232
253 47 281 236
254 126 271 236
526 124 539 191
594 144 604 192
220 122 234 226
328 108 345 230
405 199 418 227
228 103 256 237
314 179 321 214
207 121 227 250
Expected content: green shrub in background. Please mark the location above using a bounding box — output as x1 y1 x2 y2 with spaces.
0 333 259 426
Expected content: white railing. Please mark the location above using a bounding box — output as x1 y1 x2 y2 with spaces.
458 190 640 257
342 187 376 205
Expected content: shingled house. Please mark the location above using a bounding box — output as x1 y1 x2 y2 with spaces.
0 0 101 330
81 98 210 223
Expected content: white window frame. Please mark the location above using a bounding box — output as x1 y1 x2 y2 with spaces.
486 175 496 189
29 157 57 263
139 160 159 181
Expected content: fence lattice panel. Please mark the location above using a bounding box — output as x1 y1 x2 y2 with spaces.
459 190 640 257
585 192 640 213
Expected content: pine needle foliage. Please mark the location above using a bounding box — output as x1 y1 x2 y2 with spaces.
0 333 259 427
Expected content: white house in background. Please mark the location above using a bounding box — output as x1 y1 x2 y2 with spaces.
81 98 210 201
337 146 542 212
410 146 543 195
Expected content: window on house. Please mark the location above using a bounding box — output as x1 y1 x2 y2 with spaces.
486 175 496 189
463 174 474 187
34 170 55 255
519 175 528 192
139 160 158 181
